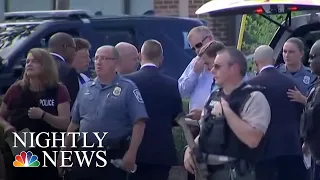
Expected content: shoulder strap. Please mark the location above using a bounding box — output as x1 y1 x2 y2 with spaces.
238 85 266 113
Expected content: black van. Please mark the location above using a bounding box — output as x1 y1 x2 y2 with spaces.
0 10 205 94
195 1 320 66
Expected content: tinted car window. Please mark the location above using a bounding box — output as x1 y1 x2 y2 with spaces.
95 29 134 46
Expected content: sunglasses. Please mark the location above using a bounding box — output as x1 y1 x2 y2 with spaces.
191 36 209 51
309 54 318 60
212 63 222 70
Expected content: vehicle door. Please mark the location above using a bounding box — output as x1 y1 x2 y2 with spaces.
195 0 320 65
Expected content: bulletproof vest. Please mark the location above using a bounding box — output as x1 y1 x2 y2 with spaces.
301 79 320 160
199 82 265 163
9 85 60 135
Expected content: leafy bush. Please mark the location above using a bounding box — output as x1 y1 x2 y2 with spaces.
242 12 302 55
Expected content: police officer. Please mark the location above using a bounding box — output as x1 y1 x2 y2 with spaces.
278 37 317 104
301 40 320 180
58 45 148 180
184 45 271 180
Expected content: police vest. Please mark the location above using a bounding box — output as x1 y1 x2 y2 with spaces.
10 85 60 134
199 82 265 163
301 79 320 160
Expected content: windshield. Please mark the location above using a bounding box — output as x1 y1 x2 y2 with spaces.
0 23 38 62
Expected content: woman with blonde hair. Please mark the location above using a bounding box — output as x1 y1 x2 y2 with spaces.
0 48 71 180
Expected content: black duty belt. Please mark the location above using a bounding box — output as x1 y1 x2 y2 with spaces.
76 136 131 151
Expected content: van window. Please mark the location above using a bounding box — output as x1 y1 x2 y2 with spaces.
95 29 135 46
18 30 79 66
39 30 80 48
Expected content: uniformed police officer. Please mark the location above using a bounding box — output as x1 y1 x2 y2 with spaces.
278 37 317 104
184 45 271 180
58 45 148 180
301 40 320 180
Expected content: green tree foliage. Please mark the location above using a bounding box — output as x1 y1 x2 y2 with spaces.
242 12 302 55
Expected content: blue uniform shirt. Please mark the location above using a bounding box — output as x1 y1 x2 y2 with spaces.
277 64 317 95
72 74 148 143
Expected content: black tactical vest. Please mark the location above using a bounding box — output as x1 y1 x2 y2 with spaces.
301 79 320 160
199 82 265 163
9 85 61 145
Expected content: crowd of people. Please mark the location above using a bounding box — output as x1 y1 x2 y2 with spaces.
0 25 318 180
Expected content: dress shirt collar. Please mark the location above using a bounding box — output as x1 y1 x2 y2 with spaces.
50 53 65 62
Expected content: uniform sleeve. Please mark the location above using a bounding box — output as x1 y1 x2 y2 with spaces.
240 91 271 134
71 87 83 124
126 84 148 124
57 84 71 104
178 57 200 98
3 84 21 110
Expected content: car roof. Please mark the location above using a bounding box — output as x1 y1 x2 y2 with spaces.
4 10 203 24
195 0 320 15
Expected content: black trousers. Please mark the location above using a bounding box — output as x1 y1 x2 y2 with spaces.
128 163 171 180
187 126 199 180
255 155 308 180
311 160 320 180
67 148 128 180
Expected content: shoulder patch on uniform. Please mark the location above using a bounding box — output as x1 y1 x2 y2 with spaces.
133 89 144 103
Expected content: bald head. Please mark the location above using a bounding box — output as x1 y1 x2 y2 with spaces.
254 45 274 63
48 32 76 63
141 39 163 65
114 42 139 74
310 40 320 55
115 42 138 55
309 40 320 75
96 45 119 60
48 32 74 49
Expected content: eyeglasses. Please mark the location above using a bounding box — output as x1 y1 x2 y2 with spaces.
191 36 209 51
212 63 222 70
92 56 116 62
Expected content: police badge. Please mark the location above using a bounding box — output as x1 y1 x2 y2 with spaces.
303 76 311 85
113 87 121 96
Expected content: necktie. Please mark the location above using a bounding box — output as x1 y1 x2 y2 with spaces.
211 79 215 92
78 74 85 84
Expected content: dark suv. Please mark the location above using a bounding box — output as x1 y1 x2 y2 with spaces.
0 10 205 94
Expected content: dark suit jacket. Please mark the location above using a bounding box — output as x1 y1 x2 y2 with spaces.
125 66 183 166
248 67 304 160
51 54 79 108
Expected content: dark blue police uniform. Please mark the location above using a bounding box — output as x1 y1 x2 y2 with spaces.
277 64 317 95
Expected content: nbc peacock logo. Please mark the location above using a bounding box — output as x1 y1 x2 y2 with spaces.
13 151 40 167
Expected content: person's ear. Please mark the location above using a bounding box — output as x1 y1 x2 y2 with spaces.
159 55 164 66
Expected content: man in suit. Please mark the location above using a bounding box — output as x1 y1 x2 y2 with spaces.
115 42 140 75
48 32 79 107
248 45 307 180
125 40 183 180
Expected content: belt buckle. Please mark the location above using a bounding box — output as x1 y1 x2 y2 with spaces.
229 168 237 180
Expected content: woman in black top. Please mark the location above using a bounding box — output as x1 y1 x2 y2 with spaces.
0 48 71 180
